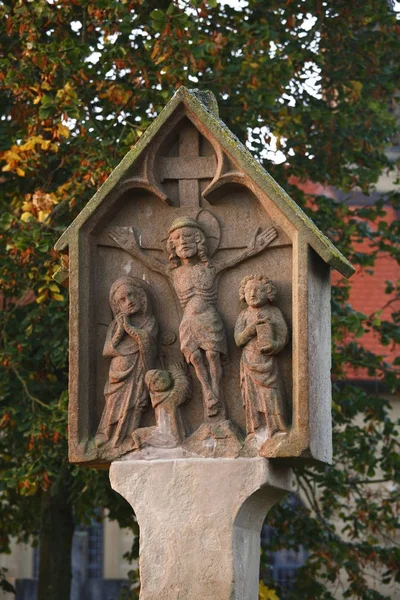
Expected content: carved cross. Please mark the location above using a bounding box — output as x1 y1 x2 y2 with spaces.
158 124 216 207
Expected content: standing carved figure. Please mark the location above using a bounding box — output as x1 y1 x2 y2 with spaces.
95 277 158 449
110 216 277 419
234 275 288 440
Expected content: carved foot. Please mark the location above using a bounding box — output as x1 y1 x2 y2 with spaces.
205 393 220 417
206 405 219 417
131 431 142 450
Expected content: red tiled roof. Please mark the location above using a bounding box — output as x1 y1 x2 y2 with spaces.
290 177 399 380
333 205 399 379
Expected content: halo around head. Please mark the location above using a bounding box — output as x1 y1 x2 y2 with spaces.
166 209 221 257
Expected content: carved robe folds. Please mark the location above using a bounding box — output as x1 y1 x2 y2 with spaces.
95 278 158 454
56 87 353 466
235 304 288 438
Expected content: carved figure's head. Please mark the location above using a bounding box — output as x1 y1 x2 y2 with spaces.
145 369 173 393
167 217 209 268
239 274 277 308
109 277 151 317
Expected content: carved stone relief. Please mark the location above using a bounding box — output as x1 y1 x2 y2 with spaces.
132 363 191 451
110 215 277 424
57 88 352 466
94 277 158 459
234 275 289 448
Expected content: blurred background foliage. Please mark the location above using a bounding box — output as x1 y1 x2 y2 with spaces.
0 1 399 598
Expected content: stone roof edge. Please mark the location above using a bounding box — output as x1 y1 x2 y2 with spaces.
54 86 195 252
54 86 355 278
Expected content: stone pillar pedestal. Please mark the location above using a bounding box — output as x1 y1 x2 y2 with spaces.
110 458 293 600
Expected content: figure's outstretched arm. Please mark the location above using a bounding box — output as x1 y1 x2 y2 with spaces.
215 226 278 274
109 226 169 278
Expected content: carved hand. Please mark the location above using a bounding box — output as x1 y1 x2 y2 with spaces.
248 323 257 335
243 322 257 340
116 312 126 325
112 316 126 346
109 225 168 277
249 226 277 254
259 343 275 355
109 226 138 253
124 319 139 336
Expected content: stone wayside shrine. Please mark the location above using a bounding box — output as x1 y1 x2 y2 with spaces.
55 87 354 599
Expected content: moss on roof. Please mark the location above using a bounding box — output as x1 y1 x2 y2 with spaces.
55 86 354 278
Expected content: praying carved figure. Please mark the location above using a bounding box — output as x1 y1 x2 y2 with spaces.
110 216 277 420
132 363 191 449
234 275 288 441
94 277 158 449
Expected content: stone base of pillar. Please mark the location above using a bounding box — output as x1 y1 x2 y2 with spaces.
110 458 293 600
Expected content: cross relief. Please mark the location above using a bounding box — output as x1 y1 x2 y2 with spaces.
157 124 217 207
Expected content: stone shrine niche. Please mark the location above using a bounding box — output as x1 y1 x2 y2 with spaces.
55 87 354 467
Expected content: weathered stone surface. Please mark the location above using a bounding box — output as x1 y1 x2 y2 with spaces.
235 274 289 446
132 363 191 450
55 86 354 466
53 85 357 600
93 277 158 462
111 216 277 425
110 458 294 600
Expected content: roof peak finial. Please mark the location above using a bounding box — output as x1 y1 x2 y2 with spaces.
187 88 219 117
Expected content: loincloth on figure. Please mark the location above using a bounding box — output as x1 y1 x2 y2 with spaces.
179 307 227 361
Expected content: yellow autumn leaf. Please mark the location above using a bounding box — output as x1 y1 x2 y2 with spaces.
16 167 25 177
22 201 33 212
349 80 363 94
57 81 77 101
40 139 51 150
52 293 64 302
259 582 279 600
48 283 60 293
20 138 38 151
37 210 50 222
21 212 33 222
4 150 21 162
155 54 170 65
2 163 12 172
33 95 42 105
58 123 70 139
36 292 48 304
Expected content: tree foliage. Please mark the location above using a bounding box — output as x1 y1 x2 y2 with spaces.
0 0 399 598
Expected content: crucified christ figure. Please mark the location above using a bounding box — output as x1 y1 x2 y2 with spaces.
110 216 277 420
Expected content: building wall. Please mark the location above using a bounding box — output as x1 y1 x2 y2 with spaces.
0 516 134 600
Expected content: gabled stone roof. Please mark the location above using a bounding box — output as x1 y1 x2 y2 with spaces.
55 86 354 277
